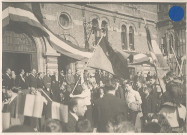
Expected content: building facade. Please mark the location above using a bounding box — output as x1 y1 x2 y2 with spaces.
157 3 186 76
3 3 185 76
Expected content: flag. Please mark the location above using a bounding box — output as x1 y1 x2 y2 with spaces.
145 24 168 93
2 3 92 60
88 37 130 79
45 102 68 123
15 94 44 118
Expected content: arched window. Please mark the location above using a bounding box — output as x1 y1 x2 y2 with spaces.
101 21 108 40
121 25 127 50
129 26 135 50
92 19 99 44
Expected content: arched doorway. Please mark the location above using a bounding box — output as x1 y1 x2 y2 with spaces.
2 26 37 75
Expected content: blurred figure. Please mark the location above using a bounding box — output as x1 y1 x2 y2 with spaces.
135 81 144 98
98 87 105 99
143 122 161 133
66 97 87 132
43 70 52 97
146 71 152 81
28 69 37 89
59 70 66 87
11 71 16 88
37 72 44 89
76 118 92 132
93 79 128 132
16 69 27 89
95 69 102 85
149 76 162 113
45 119 62 132
65 69 75 93
159 81 186 133
106 113 135 133
3 68 12 90
125 80 142 125
51 71 61 102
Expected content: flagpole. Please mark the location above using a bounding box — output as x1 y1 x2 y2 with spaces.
71 35 104 94
40 89 53 102
143 18 165 94
171 45 182 76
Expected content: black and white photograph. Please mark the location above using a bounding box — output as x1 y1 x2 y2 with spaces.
1 1 186 133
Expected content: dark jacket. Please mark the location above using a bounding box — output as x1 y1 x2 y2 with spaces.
37 77 44 89
93 93 128 132
51 75 61 102
3 74 12 89
149 84 161 113
28 74 37 88
65 112 78 132
16 75 27 89
115 86 125 101
43 75 51 89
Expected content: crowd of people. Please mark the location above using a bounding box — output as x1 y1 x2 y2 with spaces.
2 67 187 133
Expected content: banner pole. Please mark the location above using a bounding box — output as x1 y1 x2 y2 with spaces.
40 89 52 102
171 45 182 75
71 35 104 94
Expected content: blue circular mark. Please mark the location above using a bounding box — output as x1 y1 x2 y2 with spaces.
169 6 184 22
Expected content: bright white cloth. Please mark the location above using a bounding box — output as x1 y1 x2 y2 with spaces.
159 102 186 128
125 89 142 105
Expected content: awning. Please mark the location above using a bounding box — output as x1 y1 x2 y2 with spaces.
2 3 93 60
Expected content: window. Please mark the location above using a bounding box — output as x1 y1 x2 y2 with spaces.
121 25 127 50
59 13 71 29
129 26 135 51
92 19 99 44
101 21 108 40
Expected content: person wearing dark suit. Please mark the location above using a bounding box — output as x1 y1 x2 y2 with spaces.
37 72 44 89
43 70 52 97
28 69 37 89
59 70 66 87
65 97 87 132
93 80 128 132
3 68 12 90
51 71 61 102
65 69 75 93
16 69 27 89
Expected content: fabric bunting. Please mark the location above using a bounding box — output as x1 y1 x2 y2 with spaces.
2 3 93 60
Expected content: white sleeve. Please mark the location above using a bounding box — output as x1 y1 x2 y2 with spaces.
135 91 142 105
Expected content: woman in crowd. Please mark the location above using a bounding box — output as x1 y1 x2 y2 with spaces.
159 81 186 133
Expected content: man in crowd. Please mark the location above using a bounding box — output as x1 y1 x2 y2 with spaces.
66 69 75 93
37 72 44 89
43 70 52 97
59 70 66 88
16 69 27 89
93 79 128 132
125 80 142 125
149 76 162 113
66 97 87 132
51 71 60 102
28 69 37 89
3 68 12 90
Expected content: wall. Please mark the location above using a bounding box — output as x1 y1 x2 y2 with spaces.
41 3 159 54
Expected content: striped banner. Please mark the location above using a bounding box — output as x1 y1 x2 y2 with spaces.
45 101 68 123
2 3 93 60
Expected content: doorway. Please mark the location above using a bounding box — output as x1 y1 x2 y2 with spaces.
2 52 32 75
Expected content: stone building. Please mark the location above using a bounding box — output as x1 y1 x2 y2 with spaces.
157 3 186 76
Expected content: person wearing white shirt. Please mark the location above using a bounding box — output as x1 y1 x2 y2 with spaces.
125 80 142 125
